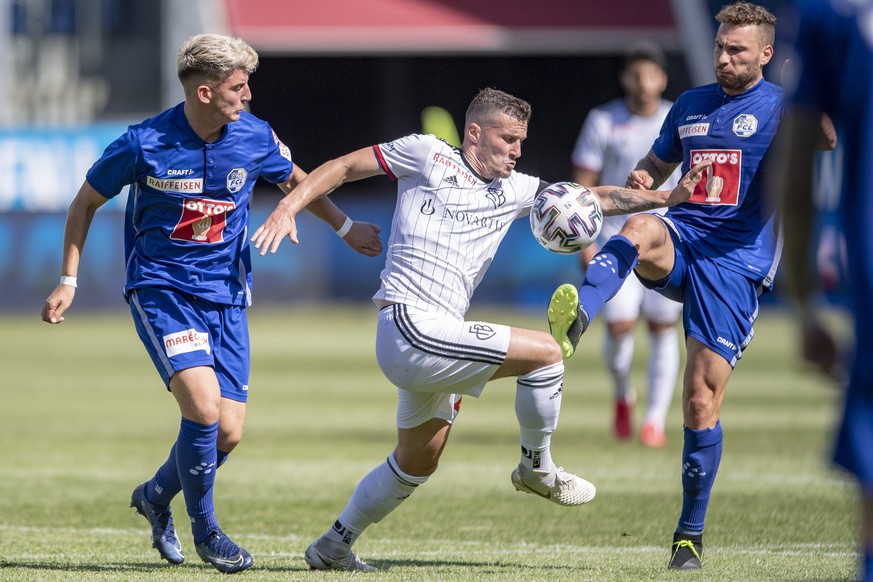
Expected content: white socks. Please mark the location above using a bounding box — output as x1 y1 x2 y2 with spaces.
515 361 564 473
324 452 428 549
604 331 635 402
644 326 679 429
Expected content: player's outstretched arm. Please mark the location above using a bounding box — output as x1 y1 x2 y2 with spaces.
305 196 383 257
41 181 108 324
251 147 384 255
591 159 711 216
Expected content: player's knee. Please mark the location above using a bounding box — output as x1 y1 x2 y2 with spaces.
217 426 243 452
395 446 441 476
683 392 716 426
543 336 563 366
620 214 661 247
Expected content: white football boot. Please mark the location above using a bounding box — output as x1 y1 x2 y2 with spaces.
511 464 596 506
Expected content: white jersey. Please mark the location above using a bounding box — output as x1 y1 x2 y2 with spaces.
571 98 678 241
372 133 542 319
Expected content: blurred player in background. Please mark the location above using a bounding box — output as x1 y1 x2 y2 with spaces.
40 33 381 573
571 42 682 448
773 1 869 579
252 87 709 571
548 1 835 570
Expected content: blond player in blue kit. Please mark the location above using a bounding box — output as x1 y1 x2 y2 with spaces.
40 33 381 573
252 87 710 571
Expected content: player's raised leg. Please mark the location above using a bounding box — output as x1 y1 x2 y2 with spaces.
496 328 596 505
549 235 641 359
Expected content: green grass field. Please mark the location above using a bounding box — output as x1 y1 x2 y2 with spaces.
0 305 859 581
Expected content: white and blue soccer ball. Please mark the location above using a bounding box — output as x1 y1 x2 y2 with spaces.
530 182 603 254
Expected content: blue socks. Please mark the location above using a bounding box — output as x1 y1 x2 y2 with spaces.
578 235 639 321
146 444 231 507
175 418 220 543
677 421 723 535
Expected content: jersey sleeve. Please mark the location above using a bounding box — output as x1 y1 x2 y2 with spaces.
85 129 140 199
651 99 684 165
259 128 294 185
571 108 609 171
373 134 435 180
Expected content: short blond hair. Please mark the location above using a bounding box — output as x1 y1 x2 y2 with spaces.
177 34 259 87
716 2 776 46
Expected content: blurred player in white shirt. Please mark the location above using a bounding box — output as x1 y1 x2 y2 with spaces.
571 43 682 448
253 88 708 571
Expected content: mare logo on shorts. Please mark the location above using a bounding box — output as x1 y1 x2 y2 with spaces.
170 198 236 243
163 328 211 357
469 323 496 341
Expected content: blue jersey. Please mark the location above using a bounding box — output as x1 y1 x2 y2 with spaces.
86 103 293 306
652 80 784 286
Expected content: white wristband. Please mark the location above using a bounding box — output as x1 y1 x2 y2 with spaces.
335 216 354 238
60 276 78 288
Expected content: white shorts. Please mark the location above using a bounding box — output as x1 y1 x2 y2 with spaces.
601 274 683 324
376 304 510 429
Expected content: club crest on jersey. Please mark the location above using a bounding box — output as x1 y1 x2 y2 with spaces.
171 198 237 243
486 187 506 208
226 168 248 193
732 114 758 137
163 328 210 357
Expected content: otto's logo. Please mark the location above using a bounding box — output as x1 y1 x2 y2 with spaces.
732 114 758 137
469 323 496 340
163 328 210 357
170 198 237 243
687 150 741 206
226 168 248 193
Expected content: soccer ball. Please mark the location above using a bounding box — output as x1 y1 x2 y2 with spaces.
530 182 603 254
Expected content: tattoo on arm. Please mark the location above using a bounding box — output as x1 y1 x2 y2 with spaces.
607 187 661 212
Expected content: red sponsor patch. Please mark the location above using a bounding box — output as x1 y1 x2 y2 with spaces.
688 149 741 206
170 198 236 243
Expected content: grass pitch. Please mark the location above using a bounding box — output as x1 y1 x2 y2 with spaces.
0 304 858 581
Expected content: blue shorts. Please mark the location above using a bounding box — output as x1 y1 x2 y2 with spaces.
833 358 873 490
128 287 250 402
639 217 763 367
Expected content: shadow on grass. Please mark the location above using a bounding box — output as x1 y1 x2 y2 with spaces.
363 558 588 572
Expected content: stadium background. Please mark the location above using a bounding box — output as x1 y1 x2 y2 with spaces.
3 0 841 315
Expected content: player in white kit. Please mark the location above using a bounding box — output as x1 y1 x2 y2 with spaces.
571 43 682 448
252 88 709 571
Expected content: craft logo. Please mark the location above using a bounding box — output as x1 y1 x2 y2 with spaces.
163 328 210 357
687 149 742 206
170 198 236 242
226 168 247 193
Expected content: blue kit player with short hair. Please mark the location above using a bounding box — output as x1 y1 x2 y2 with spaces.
41 33 382 572
547 1 835 570
774 1 871 580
